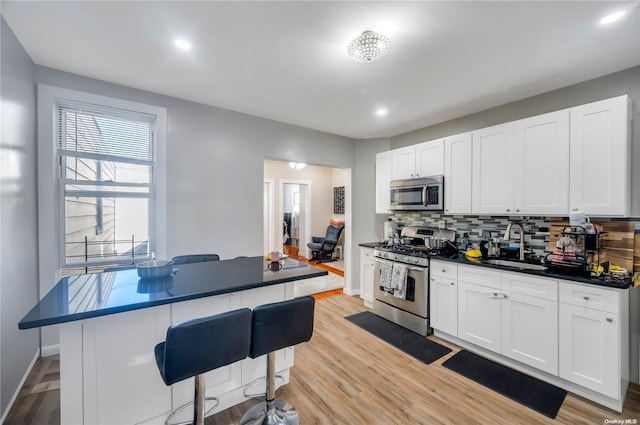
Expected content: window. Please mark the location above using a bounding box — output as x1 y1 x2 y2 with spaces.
56 101 157 269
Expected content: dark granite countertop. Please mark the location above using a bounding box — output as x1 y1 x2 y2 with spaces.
430 254 632 289
19 256 327 329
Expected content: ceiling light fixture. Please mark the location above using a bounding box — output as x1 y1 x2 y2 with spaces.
376 108 388 117
600 10 626 25
347 31 390 63
174 39 192 50
289 162 306 170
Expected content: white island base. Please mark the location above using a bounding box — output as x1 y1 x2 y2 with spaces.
59 283 295 424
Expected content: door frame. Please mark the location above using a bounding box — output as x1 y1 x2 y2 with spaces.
263 179 275 254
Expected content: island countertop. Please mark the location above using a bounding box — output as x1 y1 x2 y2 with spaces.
19 256 327 329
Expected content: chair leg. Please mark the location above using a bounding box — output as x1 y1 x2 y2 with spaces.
195 374 205 425
239 352 299 425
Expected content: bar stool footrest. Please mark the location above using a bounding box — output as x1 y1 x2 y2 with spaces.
165 396 219 425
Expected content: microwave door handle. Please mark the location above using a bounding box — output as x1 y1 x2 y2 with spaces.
422 186 428 206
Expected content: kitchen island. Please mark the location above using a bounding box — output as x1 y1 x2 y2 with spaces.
19 256 327 425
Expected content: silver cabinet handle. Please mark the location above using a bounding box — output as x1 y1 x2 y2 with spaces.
502 293 508 298
450 282 455 286
606 318 613 323
506 209 511 212
516 209 520 212
583 296 590 301
442 269 447 273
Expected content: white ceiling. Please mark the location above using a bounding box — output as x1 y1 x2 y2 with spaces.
2 1 640 139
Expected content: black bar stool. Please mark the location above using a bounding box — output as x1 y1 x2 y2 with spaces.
240 296 315 425
155 308 252 425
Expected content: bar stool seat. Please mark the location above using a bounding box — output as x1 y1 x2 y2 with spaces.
240 296 315 425
155 308 252 425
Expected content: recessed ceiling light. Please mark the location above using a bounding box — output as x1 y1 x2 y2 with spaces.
174 39 192 50
376 108 388 117
600 10 626 25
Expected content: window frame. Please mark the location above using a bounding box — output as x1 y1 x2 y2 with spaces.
56 100 156 268
38 85 167 277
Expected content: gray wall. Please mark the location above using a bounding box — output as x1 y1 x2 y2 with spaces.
33 66 358 349
352 138 390 287
0 17 40 418
391 65 640 216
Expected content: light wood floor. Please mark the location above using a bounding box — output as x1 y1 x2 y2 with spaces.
5 294 640 424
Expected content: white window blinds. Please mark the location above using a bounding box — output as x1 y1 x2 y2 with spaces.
57 101 156 164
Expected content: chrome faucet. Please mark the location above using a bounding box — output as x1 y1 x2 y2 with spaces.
504 221 526 261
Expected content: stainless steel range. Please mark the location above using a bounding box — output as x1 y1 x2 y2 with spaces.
372 226 457 336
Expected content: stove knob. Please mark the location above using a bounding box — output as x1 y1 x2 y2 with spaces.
413 258 419 264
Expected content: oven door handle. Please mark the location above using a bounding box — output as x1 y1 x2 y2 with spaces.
374 258 426 273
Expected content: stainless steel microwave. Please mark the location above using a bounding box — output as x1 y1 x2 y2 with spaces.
389 176 444 211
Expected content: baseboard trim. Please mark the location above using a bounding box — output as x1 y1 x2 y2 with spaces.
0 349 40 425
41 344 60 357
343 287 359 296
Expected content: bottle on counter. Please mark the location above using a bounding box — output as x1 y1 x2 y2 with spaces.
458 232 469 252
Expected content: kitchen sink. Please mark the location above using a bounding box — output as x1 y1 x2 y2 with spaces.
483 258 548 271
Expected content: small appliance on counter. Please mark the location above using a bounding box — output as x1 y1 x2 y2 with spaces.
544 226 593 276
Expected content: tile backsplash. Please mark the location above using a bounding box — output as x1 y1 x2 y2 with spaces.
388 212 639 257
389 213 609 258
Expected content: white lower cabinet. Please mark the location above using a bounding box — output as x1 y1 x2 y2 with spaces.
501 291 558 374
431 263 630 411
559 281 626 400
360 247 375 307
458 280 502 352
500 272 558 375
456 268 558 372
429 260 458 336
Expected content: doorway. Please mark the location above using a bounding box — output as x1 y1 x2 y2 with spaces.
282 182 310 258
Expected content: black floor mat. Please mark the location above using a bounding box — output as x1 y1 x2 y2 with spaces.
442 349 567 419
345 311 451 364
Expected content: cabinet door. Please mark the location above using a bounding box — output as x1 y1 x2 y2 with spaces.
458 281 501 352
472 123 514 215
430 275 457 336
360 247 375 307
569 95 630 217
444 132 472 214
559 303 619 398
390 146 416 180
415 139 444 177
513 111 570 215
81 307 172 425
375 151 391 214
501 291 558 374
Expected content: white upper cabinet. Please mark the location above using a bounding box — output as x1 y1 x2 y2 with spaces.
569 95 631 217
513 110 570 215
415 139 445 177
390 139 444 180
375 151 391 214
472 123 514 215
472 111 570 216
390 146 416 180
444 132 472 214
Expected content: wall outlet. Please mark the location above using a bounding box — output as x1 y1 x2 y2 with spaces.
438 220 445 229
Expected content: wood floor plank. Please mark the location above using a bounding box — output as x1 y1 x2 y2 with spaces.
5 293 640 424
